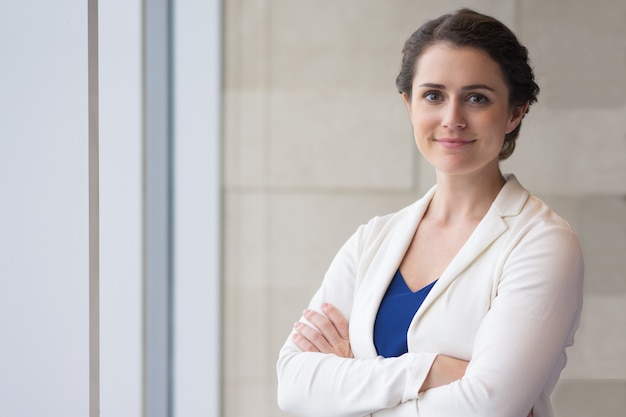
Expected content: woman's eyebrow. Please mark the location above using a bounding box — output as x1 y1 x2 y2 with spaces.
418 83 445 89
417 83 495 92
462 84 495 92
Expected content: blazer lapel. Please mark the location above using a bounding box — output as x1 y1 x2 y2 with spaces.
418 208 508 313
411 174 529 320
351 186 436 357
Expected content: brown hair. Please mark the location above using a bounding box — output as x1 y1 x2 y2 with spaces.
396 9 539 159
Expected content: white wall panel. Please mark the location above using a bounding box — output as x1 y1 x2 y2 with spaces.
0 1 89 416
173 1 222 416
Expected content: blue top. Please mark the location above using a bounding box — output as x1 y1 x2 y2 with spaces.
373 269 437 358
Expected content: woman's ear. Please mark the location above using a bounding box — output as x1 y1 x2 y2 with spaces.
402 92 412 115
506 102 530 134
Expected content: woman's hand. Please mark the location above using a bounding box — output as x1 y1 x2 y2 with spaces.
292 303 354 358
420 354 469 393
421 356 534 417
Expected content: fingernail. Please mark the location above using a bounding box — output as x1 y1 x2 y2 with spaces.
293 322 301 328
302 309 310 316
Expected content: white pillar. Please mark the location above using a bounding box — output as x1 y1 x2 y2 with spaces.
0 2 90 416
99 1 143 416
173 0 223 416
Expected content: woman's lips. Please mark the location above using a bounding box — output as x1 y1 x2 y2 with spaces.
435 138 476 149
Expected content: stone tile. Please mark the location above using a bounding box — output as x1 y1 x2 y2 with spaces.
269 0 519 92
221 282 240 382
222 0 270 91
579 195 626 296
221 380 238 417
552 379 626 417
267 190 418 288
223 285 272 381
221 0 240 90
223 190 270 288
223 91 270 187
501 107 626 195
269 0 412 92
268 90 415 189
222 380 276 417
561 295 626 379
237 288 272 380
520 0 626 109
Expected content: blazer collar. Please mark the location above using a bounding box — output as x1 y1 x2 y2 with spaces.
491 174 529 217
413 173 530 321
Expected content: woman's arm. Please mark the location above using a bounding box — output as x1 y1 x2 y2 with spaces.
414 225 583 417
419 355 468 393
294 304 467 392
296 306 535 417
277 225 438 417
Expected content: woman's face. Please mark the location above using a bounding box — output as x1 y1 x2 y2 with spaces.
403 42 526 178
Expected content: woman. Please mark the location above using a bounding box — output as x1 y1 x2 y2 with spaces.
276 9 583 417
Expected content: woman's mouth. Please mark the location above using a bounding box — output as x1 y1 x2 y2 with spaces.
435 138 476 148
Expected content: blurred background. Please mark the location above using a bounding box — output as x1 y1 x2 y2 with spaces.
1 0 624 416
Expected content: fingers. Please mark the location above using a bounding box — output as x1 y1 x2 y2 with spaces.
303 308 343 345
293 321 332 352
321 303 349 339
292 324 320 352
292 304 354 358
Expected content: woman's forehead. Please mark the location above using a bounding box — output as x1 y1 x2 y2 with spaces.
413 43 507 89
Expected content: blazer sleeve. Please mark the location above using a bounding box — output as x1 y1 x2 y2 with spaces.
276 223 437 417
415 222 584 417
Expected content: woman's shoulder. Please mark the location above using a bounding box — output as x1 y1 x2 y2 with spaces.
500 175 581 256
354 188 434 245
498 174 573 230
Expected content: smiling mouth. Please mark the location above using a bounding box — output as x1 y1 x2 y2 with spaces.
435 138 476 148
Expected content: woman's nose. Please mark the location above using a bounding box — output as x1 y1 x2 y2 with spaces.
441 100 466 129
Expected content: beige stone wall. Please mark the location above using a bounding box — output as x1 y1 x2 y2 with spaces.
222 1 626 416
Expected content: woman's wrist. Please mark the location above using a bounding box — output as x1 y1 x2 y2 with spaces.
420 354 468 393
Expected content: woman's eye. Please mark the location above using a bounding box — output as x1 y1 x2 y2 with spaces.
424 92 442 102
468 94 488 104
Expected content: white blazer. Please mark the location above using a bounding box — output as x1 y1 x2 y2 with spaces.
277 174 584 417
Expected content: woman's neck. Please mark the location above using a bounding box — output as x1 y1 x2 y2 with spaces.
427 169 506 226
